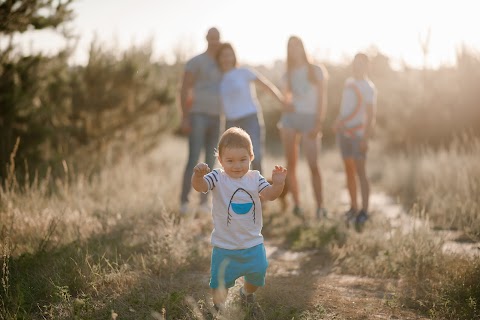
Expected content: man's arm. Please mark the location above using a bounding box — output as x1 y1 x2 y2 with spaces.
179 71 195 134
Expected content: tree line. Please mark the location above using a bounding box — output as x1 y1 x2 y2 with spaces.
2 0 480 185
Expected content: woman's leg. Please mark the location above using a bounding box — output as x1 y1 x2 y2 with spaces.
280 128 300 208
302 133 323 209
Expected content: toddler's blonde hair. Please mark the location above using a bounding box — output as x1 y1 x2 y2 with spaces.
216 127 254 160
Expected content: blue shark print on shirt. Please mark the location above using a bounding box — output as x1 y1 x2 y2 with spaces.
227 188 256 225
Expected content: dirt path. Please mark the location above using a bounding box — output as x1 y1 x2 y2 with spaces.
263 244 426 320
256 191 429 320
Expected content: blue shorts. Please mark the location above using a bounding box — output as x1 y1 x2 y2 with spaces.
278 112 316 133
337 133 366 160
210 243 268 289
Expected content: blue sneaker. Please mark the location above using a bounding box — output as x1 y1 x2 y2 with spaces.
292 206 304 218
316 207 328 220
354 209 369 231
344 208 357 228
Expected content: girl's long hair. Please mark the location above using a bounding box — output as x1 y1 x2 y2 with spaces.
286 36 317 89
286 36 329 93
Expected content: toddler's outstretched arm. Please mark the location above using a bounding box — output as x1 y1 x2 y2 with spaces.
191 163 210 193
260 165 287 201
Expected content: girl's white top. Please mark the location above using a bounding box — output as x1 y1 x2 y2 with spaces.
219 67 260 120
283 64 325 114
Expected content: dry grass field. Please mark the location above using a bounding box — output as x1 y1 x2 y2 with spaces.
1 133 479 320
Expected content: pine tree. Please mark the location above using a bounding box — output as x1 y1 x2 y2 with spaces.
0 0 75 184
0 0 74 34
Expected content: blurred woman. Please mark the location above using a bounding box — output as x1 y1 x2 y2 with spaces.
279 35 328 219
216 42 285 173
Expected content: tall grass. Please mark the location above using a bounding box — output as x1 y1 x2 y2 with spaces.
362 135 480 318
330 205 479 319
0 136 210 319
380 135 480 240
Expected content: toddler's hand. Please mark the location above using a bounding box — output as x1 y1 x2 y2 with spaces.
271 165 287 184
194 163 210 176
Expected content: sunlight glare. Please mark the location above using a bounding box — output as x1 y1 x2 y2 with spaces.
11 0 480 69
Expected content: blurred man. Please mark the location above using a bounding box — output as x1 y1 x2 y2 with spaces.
179 27 223 216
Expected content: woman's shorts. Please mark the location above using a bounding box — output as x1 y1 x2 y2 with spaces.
277 112 316 133
210 243 268 289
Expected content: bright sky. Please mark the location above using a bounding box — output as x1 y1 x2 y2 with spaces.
13 0 480 69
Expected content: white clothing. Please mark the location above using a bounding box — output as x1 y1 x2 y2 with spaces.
338 77 377 137
283 64 325 114
204 169 269 250
220 67 260 120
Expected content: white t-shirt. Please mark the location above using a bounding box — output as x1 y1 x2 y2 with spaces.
185 52 223 116
219 67 260 120
203 168 270 250
338 77 377 137
283 64 325 114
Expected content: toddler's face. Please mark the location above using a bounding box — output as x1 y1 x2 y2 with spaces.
219 147 252 179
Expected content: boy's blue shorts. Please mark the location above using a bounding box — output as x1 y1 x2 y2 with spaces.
337 133 366 160
210 243 268 289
